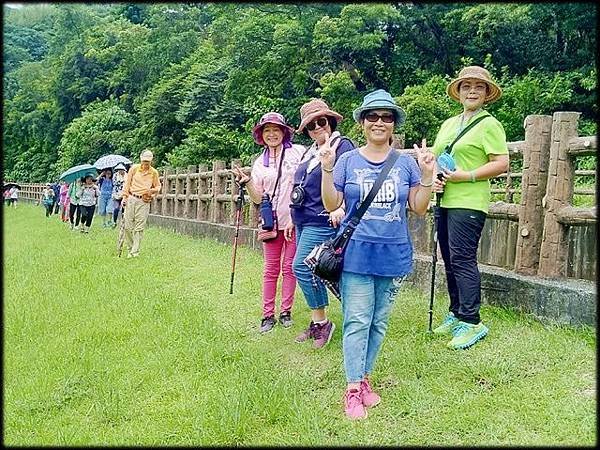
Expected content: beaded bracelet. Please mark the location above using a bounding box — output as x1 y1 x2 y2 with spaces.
419 180 433 187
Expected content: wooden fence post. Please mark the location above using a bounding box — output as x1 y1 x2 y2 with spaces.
211 160 225 223
514 115 552 275
161 167 171 216
197 164 208 221
537 112 579 277
174 167 183 217
184 165 196 219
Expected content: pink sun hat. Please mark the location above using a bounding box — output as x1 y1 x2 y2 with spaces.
251 112 295 146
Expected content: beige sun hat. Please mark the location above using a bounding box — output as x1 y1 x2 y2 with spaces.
297 99 343 133
446 66 502 104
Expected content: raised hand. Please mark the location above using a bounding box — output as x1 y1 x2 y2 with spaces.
413 138 435 181
318 132 341 172
231 165 251 185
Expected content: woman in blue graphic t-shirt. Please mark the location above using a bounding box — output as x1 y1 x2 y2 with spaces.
319 89 436 420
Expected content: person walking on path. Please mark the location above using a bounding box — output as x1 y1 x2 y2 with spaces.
59 182 70 222
292 99 355 349
430 65 509 350
319 89 436 420
68 179 82 230
78 175 100 233
111 163 127 228
51 182 61 215
231 112 305 334
8 186 19 208
121 150 161 258
97 169 114 228
41 183 55 217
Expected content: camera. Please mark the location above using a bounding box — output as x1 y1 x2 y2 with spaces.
290 185 305 208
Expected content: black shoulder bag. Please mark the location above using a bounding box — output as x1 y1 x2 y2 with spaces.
304 149 400 283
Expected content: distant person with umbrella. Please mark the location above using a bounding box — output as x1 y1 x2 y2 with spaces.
121 150 161 258
111 163 127 228
97 168 114 228
68 178 83 230
78 175 100 233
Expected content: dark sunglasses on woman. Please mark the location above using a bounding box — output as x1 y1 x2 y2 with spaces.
306 116 328 131
364 112 395 123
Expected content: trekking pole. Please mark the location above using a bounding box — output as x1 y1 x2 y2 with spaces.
117 205 126 257
229 181 246 294
427 174 444 333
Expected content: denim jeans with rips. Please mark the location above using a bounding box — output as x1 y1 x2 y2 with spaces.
340 271 404 383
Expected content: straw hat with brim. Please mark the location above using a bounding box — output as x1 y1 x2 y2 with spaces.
446 66 502 104
252 112 295 146
352 89 406 126
297 99 343 133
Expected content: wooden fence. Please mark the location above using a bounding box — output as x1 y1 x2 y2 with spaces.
13 111 596 281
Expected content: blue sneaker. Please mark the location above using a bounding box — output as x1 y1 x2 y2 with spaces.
447 321 489 350
432 312 458 334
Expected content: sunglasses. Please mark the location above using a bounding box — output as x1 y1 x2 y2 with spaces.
306 117 328 131
364 112 395 123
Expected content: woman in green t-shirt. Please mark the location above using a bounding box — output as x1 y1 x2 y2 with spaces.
430 66 509 350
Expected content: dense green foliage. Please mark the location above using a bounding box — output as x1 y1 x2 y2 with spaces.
3 3 597 182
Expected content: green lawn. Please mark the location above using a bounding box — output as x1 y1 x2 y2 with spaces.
3 204 596 446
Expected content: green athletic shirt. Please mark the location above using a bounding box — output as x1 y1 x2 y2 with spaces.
432 109 508 214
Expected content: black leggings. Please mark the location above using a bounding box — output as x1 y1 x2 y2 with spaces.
44 203 53 217
113 199 122 223
80 205 96 227
69 203 82 226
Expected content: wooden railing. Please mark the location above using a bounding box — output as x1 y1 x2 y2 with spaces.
13 112 596 281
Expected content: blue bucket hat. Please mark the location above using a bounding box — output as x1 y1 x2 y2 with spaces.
352 89 406 126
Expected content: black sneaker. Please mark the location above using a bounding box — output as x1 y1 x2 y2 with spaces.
260 316 276 334
279 311 293 328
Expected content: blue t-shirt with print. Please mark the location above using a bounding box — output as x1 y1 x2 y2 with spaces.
291 137 355 227
333 149 421 277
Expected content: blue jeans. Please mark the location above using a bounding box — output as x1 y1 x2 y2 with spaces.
293 224 337 310
340 271 404 383
98 194 112 216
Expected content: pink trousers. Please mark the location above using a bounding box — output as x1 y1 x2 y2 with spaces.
262 229 297 318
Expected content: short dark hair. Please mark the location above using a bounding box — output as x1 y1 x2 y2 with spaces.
302 116 338 138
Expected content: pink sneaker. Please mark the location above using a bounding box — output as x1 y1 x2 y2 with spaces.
344 388 367 420
361 378 381 408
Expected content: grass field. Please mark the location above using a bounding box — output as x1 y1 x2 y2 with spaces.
3 204 596 445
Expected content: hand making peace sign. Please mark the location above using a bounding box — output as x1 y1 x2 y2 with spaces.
413 138 436 181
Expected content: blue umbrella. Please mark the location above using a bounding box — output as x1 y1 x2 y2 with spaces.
94 154 132 171
59 164 97 184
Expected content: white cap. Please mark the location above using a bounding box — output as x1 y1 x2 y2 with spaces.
140 150 154 161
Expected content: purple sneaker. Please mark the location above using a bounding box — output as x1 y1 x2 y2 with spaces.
313 320 335 349
295 321 316 343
